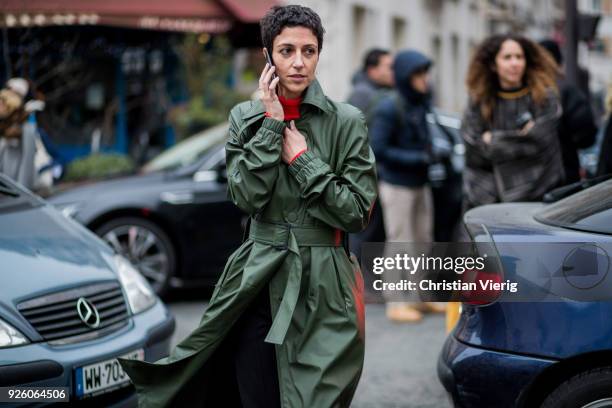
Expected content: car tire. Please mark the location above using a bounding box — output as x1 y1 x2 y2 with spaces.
95 217 176 297
541 367 612 408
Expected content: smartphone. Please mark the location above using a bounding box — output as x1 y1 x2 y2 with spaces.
515 111 533 129
263 48 277 80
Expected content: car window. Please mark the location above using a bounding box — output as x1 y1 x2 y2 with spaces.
535 180 612 234
198 146 226 171
142 122 229 173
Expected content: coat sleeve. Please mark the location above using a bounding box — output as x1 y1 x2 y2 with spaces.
486 92 561 163
225 110 285 215
561 85 597 149
597 117 612 176
347 86 369 114
287 111 377 233
370 98 430 167
461 100 493 167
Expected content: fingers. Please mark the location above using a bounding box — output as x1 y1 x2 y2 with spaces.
263 65 276 86
290 120 296 130
261 65 275 89
259 64 278 101
269 76 280 97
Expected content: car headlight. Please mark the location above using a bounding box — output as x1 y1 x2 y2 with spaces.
55 202 81 218
114 255 157 314
0 318 29 348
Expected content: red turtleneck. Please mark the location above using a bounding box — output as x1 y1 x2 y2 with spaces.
265 95 302 121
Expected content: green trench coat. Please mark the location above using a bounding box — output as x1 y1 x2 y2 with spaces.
119 80 378 407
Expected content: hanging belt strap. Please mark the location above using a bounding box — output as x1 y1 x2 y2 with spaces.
248 219 342 344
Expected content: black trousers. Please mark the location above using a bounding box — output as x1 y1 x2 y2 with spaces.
205 286 281 408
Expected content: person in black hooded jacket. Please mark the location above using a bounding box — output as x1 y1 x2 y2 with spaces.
370 49 444 323
597 85 612 176
539 39 598 184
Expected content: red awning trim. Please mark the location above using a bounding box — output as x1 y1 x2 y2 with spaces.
0 13 233 33
0 0 239 33
0 0 278 32
0 0 230 19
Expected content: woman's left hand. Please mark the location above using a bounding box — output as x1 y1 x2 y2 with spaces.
282 121 308 163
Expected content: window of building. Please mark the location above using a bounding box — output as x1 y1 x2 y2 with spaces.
352 5 367 69
392 17 407 51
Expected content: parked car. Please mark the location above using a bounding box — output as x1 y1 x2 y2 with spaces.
438 179 612 408
48 123 245 296
0 174 174 406
49 115 464 295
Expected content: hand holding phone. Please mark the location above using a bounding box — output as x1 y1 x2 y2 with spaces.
260 48 283 121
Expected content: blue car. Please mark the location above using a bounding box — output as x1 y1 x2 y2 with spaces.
438 178 612 408
0 174 174 406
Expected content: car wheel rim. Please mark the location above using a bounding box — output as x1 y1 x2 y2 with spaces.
102 225 170 292
582 398 612 408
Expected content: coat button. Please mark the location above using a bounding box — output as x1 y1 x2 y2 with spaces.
286 211 298 222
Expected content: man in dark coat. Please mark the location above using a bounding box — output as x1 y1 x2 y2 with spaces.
347 48 393 302
597 87 611 176
540 39 598 184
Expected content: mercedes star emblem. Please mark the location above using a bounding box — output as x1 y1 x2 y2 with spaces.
76 297 100 329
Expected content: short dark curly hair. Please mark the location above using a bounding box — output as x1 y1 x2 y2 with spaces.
260 5 325 54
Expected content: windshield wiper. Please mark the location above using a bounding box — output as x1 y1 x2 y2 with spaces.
543 174 612 203
0 185 19 197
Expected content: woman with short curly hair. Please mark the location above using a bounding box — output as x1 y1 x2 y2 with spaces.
120 5 376 407
462 34 563 209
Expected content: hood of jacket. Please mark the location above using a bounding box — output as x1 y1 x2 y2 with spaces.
393 50 432 104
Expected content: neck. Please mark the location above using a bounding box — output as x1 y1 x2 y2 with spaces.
278 85 303 100
499 80 523 90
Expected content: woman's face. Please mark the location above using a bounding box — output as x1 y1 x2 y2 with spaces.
270 26 319 99
494 39 526 89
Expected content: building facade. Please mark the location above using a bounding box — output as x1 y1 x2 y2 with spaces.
284 0 610 114
286 0 488 112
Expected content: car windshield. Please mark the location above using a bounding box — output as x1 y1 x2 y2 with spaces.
142 122 229 173
535 179 612 234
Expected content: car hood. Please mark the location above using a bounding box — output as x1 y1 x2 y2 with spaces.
48 172 168 205
0 204 117 305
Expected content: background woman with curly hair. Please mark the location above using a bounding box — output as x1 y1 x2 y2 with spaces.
461 34 564 210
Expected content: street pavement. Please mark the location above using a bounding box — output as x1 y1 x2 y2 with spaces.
166 295 450 408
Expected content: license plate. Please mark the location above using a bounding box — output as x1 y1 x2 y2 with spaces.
75 349 144 398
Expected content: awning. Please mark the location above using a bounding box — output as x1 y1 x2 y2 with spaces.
218 0 276 23
0 0 277 33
